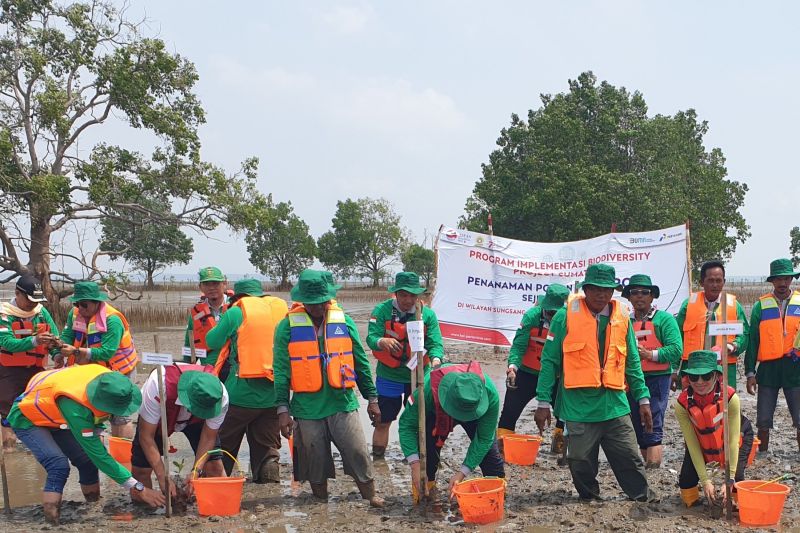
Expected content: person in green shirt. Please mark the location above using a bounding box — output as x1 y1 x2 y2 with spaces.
399 362 503 504
0 274 60 451
622 274 683 468
745 258 800 453
275 270 383 507
8 367 164 524
366 271 444 458
206 278 287 483
498 283 569 453
534 264 653 502
183 266 230 378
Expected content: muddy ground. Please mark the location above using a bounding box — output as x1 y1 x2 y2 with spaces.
1 296 799 532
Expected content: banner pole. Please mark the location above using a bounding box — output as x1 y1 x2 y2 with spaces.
487 213 501 352
685 220 693 289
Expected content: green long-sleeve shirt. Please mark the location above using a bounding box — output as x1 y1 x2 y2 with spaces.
60 311 125 364
0 305 59 361
366 299 444 384
507 306 548 375
745 297 800 388
205 298 284 409
7 397 133 486
182 298 228 366
536 304 650 423
630 309 684 376
273 312 378 420
398 366 500 471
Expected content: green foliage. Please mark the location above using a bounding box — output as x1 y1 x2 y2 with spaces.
245 198 316 290
791 227 800 268
402 243 435 288
317 197 408 287
460 72 750 268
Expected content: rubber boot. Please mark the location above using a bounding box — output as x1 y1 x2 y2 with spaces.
42 491 62 525
412 479 438 504
496 427 514 456
551 427 565 455
310 481 328 500
355 479 385 508
256 457 280 484
81 482 100 502
372 445 386 458
757 429 769 453
645 445 663 469
680 486 699 508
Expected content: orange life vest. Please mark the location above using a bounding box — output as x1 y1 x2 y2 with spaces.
69 304 138 375
677 381 735 466
190 300 228 352
0 319 49 368
562 296 628 391
214 296 288 379
17 365 110 428
757 291 800 362
632 315 670 373
682 292 738 364
286 302 356 392
522 322 549 372
372 308 430 369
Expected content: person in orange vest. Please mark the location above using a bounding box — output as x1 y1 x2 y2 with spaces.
622 274 683 468
183 266 230 379
207 278 288 483
675 260 749 389
0 274 60 451
366 271 444 458
744 258 800 453
57 281 139 439
7 366 165 524
675 350 753 507
534 264 654 501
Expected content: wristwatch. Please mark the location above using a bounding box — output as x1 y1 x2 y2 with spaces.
133 481 145 492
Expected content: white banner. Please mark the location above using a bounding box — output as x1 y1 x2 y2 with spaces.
431 224 690 346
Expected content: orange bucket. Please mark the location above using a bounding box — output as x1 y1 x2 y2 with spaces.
192 449 245 517
452 477 506 525
735 480 791 526
747 437 760 466
502 434 542 466
107 437 132 464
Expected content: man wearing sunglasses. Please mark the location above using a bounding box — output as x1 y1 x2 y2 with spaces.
622 274 683 469
744 258 800 453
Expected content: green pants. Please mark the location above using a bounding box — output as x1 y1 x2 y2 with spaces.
565 415 652 501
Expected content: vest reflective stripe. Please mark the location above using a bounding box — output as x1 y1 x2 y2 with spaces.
677 383 735 466
521 324 549 371
563 297 628 390
190 301 227 352
228 296 287 379
632 318 670 373
682 292 738 363
70 304 139 375
373 316 430 369
757 292 800 362
17 365 110 428
0 319 48 368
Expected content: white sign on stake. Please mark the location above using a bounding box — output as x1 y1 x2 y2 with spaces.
708 322 744 336
141 352 174 366
406 320 425 353
181 346 207 359
406 353 418 371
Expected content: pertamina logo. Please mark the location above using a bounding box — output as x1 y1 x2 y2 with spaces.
444 229 458 240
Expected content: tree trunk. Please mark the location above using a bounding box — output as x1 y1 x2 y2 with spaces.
145 270 156 290
28 211 56 303
371 270 380 287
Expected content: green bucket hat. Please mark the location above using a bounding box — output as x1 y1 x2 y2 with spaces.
233 278 264 297
621 274 660 299
580 264 622 291
438 371 489 422
199 266 225 282
680 350 723 376
388 272 425 295
291 270 335 304
86 372 142 416
177 371 223 419
766 258 800 282
69 281 109 303
538 283 570 311
322 271 342 292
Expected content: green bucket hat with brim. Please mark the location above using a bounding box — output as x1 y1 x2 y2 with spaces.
388 272 425 295
199 266 225 282
233 278 264 297
766 258 800 282
438 372 489 422
291 270 335 304
621 274 661 299
177 371 223 419
322 271 342 292
538 283 570 311
680 350 723 376
579 263 622 291
69 281 109 302
86 372 142 417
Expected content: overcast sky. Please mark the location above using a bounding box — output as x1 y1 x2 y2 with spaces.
84 1 800 279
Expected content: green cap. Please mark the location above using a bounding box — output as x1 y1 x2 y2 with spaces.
580 264 622 291
438 371 488 422
538 283 570 311
199 266 225 282
621 274 660 299
177 371 223 419
680 350 723 376
69 281 109 303
233 278 263 297
86 372 142 416
388 272 425 295
291 270 335 304
766 258 800 282
322 271 342 292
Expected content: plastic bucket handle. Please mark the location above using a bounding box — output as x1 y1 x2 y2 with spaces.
192 448 245 479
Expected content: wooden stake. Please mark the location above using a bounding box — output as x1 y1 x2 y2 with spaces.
414 300 428 514
719 294 732 520
153 334 172 517
0 435 11 514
